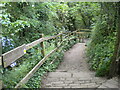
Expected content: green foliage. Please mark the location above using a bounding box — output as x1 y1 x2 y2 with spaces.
66 2 100 31
1 2 64 53
87 3 118 76
25 51 64 88
88 35 115 75
2 2 99 53
3 2 117 88
3 46 42 88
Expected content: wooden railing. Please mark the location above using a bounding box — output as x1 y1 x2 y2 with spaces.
2 32 64 68
1 30 91 88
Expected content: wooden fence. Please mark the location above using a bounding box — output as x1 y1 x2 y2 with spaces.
1 30 91 88
2 32 63 68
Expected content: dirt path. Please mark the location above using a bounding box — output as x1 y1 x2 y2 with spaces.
57 43 89 72
41 43 119 88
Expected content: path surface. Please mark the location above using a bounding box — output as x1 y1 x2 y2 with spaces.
41 43 119 88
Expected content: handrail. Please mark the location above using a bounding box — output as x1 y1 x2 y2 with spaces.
2 30 90 88
26 32 63 50
2 30 89 68
2 32 64 68
15 40 65 88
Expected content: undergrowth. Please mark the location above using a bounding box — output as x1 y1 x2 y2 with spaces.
87 20 117 76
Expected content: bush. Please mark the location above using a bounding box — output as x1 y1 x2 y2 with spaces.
87 20 116 76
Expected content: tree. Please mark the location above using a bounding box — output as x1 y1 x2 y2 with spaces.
109 2 120 78
87 2 119 77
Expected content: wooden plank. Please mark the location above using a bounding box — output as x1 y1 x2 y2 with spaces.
75 32 85 34
1 33 64 68
50 47 64 65
64 31 75 38
15 41 64 88
44 33 63 40
80 30 91 32
26 38 44 50
50 56 57 65
2 44 26 68
69 38 76 41
26 33 63 50
1 31 82 68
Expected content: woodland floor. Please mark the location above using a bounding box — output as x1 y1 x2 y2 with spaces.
41 43 119 88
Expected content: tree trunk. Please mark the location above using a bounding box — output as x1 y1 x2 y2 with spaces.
117 2 120 77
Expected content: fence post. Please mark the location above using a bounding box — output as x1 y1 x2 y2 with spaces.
54 38 57 47
68 33 71 44
74 32 77 42
54 33 58 47
78 33 81 42
82 34 85 43
0 56 4 89
40 34 45 58
77 33 79 42
81 34 84 43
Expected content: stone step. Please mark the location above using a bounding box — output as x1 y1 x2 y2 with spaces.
47 72 92 78
48 72 72 78
44 81 100 88
42 71 109 88
98 77 119 88
72 72 91 78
